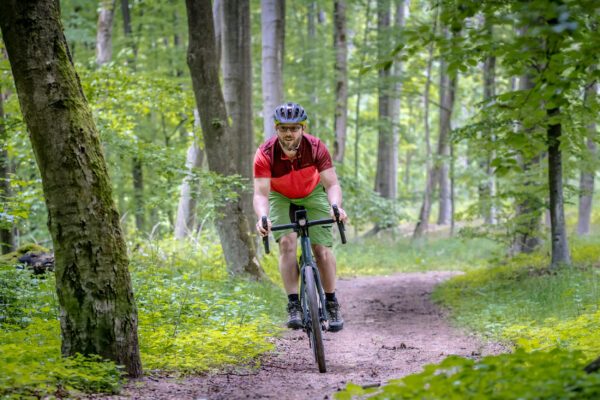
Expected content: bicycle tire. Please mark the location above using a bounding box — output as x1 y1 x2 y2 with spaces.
303 263 326 373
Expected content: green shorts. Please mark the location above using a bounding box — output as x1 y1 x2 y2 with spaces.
269 185 333 247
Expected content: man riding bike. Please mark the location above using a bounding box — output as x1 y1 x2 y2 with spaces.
253 102 348 332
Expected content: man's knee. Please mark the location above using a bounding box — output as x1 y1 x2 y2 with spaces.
313 244 333 262
279 235 297 256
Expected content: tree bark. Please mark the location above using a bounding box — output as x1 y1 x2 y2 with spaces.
0 87 14 254
577 81 597 235
222 0 254 221
436 28 457 226
0 0 142 376
213 0 223 65
174 110 204 240
96 0 116 66
186 0 266 279
480 21 497 224
261 0 285 140
374 0 395 204
547 107 571 268
333 0 348 164
353 0 372 179
413 18 437 239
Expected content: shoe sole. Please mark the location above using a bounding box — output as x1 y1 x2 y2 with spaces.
327 322 344 332
287 320 303 330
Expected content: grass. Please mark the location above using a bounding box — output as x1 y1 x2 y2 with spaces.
0 236 287 398
335 234 501 276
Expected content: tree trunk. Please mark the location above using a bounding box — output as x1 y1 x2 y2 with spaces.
174 111 204 240
577 81 597 235
0 87 14 254
547 107 571 268
186 0 266 280
333 0 348 164
353 0 372 179
511 74 542 254
222 0 255 222
213 0 223 65
261 0 285 140
374 0 395 204
96 0 116 66
436 29 457 226
0 0 142 376
412 21 436 239
480 23 497 224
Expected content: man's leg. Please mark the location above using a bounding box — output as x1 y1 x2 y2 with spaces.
312 244 344 332
279 233 303 329
279 233 299 294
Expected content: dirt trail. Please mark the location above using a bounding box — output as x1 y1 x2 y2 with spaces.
105 272 504 400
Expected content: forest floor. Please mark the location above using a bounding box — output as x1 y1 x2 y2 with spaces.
98 271 506 400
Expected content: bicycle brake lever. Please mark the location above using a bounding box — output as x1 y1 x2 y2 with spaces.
331 205 347 244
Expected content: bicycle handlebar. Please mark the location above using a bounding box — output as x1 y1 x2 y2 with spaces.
261 205 346 254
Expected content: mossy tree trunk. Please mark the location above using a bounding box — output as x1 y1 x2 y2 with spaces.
0 0 142 376
185 0 266 279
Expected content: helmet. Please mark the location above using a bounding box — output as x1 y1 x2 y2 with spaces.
273 102 308 125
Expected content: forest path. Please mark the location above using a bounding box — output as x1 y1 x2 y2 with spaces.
107 272 505 400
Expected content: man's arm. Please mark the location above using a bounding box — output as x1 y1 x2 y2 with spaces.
253 177 271 235
320 168 348 222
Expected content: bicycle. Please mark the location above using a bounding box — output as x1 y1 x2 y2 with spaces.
261 205 346 373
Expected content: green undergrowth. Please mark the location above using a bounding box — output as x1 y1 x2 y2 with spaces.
336 349 600 399
338 235 600 399
432 237 600 358
0 237 286 398
336 234 500 276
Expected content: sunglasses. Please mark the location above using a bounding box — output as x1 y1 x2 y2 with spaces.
276 125 303 133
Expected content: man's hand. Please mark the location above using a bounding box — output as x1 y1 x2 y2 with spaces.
330 205 348 223
256 216 272 237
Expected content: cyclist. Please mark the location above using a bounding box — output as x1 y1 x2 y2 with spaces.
253 102 348 332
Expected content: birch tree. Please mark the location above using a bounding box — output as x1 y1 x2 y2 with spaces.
0 0 142 376
261 0 285 139
96 0 116 66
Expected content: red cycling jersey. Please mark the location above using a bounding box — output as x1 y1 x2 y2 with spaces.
253 133 333 199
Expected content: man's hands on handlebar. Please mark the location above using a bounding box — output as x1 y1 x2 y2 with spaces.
256 217 271 237
255 203 347 238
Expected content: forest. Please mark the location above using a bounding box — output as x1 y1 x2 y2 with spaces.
0 0 599 398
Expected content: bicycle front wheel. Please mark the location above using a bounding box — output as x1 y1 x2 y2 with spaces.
303 263 326 373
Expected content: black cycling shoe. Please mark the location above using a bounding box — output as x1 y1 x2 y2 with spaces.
286 300 303 329
326 300 344 332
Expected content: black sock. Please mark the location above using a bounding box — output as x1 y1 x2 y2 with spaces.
288 294 299 303
325 292 337 302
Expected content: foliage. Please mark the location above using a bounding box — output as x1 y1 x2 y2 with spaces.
0 238 287 396
336 348 600 400
336 234 501 276
432 238 600 340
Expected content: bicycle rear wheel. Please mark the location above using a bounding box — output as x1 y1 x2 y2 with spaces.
303 263 326 373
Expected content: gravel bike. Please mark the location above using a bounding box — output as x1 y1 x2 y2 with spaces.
262 205 346 373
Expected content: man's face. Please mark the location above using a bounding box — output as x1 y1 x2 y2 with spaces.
276 124 303 152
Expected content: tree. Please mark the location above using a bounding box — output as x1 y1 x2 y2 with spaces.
333 0 348 164
186 0 266 279
0 80 14 254
261 0 285 139
174 110 204 240
436 26 457 226
577 81 597 235
222 0 255 220
0 0 142 376
96 0 116 66
374 0 396 204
